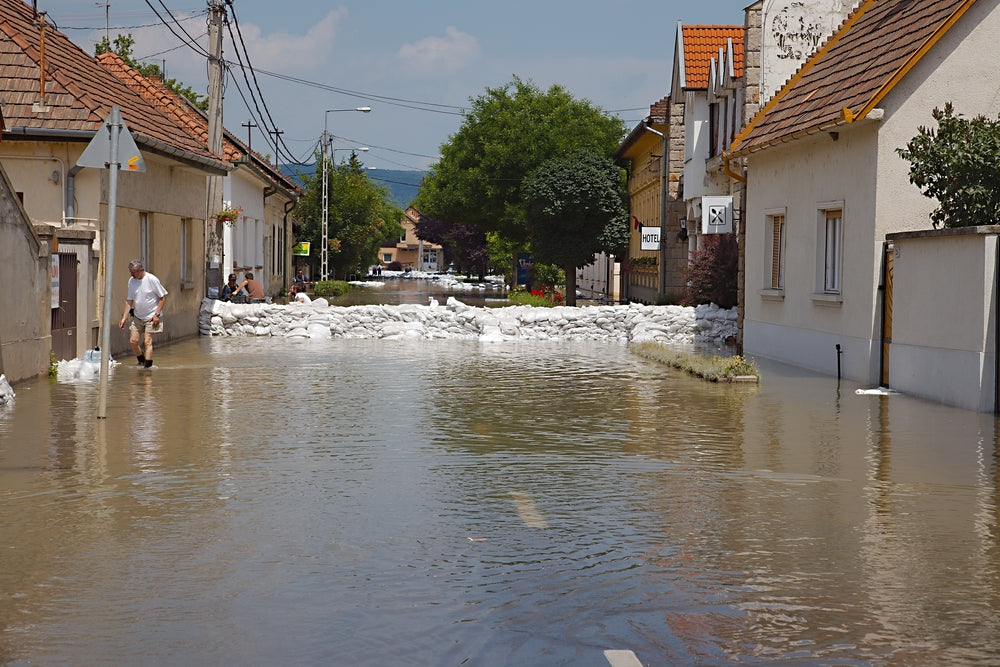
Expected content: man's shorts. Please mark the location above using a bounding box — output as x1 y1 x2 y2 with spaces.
129 316 163 334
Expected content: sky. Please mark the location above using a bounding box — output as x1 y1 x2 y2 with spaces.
36 0 745 176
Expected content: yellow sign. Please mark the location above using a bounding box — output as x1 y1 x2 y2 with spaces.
292 242 310 256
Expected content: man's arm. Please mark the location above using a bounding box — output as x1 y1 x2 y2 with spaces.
119 299 133 329
152 296 166 323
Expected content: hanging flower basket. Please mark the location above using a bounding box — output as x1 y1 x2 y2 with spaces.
213 204 243 227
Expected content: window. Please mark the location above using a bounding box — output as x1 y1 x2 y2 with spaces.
816 207 842 294
180 218 191 282
139 212 150 269
765 211 785 290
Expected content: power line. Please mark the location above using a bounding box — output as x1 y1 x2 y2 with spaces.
141 0 209 58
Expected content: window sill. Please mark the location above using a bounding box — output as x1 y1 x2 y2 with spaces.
759 288 784 301
811 292 842 306
180 280 196 290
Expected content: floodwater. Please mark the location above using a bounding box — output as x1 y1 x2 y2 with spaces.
3 333 1000 665
330 276 508 308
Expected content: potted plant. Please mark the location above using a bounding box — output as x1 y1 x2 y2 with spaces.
213 204 243 227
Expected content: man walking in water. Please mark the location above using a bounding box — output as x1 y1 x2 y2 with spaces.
118 259 168 368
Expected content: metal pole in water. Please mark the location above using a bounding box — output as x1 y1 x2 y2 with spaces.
836 343 842 380
96 108 123 419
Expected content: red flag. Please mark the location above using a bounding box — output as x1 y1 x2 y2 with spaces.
633 215 641 230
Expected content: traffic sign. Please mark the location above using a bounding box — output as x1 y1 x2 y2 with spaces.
77 106 145 172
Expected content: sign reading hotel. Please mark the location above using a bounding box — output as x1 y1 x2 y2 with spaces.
639 225 661 251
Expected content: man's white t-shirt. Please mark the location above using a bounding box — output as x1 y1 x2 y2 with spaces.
128 273 168 320
294 292 312 304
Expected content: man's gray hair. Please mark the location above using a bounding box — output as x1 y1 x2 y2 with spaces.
128 259 144 271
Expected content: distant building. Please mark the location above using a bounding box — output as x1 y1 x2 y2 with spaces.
379 208 444 271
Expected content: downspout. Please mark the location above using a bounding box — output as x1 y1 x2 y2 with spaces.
994 234 999 412
67 164 83 225
721 152 746 184
283 199 296 290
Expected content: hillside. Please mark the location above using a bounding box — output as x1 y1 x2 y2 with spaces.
280 165 425 209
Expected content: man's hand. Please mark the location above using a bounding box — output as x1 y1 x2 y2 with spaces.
119 317 126 330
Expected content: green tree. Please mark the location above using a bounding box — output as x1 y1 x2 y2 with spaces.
897 102 1000 228
413 76 625 252
96 33 208 111
294 153 402 279
522 149 628 306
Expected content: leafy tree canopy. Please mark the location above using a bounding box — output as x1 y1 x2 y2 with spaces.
95 33 208 111
897 102 1000 228
294 153 403 279
411 210 492 280
413 76 626 247
523 148 628 268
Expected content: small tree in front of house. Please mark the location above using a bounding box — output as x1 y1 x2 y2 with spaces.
896 102 1000 228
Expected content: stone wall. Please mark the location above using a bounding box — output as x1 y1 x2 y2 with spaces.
200 297 739 347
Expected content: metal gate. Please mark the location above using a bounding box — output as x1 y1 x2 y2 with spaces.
50 253 78 361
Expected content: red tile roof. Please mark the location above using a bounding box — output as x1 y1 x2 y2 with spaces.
98 51 297 193
0 0 228 171
730 0 978 155
681 25 744 89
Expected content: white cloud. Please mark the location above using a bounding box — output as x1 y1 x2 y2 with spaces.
236 8 348 71
396 26 480 74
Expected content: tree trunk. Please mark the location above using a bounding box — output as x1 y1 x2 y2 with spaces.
564 264 577 307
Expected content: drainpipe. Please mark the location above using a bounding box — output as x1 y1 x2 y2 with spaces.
995 234 1000 413
878 241 888 387
283 199 296 290
66 164 83 224
643 122 668 301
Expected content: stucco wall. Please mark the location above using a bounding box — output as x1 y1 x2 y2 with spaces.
743 124 880 381
887 228 998 412
0 167 51 384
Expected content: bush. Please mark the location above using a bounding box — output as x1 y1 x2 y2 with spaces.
387 261 403 271
630 342 759 382
508 287 563 307
312 280 351 297
684 234 738 309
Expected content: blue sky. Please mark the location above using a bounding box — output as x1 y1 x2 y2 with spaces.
38 1 745 173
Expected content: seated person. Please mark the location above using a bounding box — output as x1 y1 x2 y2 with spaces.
237 272 267 302
220 273 249 302
294 269 308 285
289 283 312 304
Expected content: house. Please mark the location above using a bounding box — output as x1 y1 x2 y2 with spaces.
0 0 231 365
615 97 687 304
98 52 300 299
671 24 745 257
729 0 1000 385
380 208 444 271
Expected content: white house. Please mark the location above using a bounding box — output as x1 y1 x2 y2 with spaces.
730 0 1000 384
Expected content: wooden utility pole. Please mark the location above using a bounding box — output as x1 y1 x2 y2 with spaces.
205 0 226 294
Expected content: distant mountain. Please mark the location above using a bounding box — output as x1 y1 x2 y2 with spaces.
279 165 426 209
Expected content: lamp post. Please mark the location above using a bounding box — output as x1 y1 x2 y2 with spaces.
321 107 371 281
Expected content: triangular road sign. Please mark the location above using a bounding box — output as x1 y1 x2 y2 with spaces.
77 105 146 172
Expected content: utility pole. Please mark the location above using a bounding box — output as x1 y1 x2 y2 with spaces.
268 128 284 167
242 119 257 153
205 0 226 294
320 127 330 281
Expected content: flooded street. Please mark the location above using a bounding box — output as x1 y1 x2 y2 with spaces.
3 333 1000 665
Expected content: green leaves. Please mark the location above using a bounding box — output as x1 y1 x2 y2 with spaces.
897 102 1000 228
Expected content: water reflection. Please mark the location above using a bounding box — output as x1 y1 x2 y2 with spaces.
1 339 999 664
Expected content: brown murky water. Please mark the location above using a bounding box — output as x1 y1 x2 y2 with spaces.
2 334 1000 665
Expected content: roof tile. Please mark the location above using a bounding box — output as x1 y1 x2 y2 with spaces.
682 25 745 89
732 0 975 154
0 0 226 165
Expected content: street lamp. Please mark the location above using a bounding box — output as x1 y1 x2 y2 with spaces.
321 107 371 281
332 146 369 162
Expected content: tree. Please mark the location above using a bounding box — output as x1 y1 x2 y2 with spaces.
294 153 403 279
411 211 491 279
413 76 625 250
522 149 628 306
96 33 208 111
897 102 1000 228
683 234 738 309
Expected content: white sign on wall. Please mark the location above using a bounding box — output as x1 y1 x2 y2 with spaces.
639 225 661 251
701 196 733 234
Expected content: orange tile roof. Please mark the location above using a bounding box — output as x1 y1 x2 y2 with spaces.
731 0 978 155
98 51 298 193
0 0 228 170
681 25 744 89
